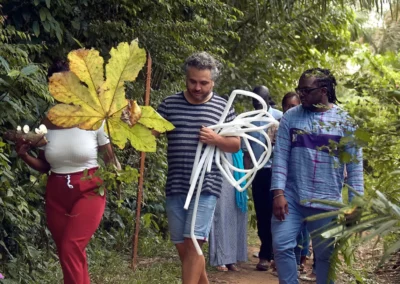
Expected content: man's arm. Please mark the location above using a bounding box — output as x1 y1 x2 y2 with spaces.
271 116 291 220
199 127 240 153
271 117 291 192
345 145 364 201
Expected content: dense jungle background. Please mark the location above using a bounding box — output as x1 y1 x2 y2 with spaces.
0 0 399 283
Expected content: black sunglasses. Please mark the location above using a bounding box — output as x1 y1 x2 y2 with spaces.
295 86 326 95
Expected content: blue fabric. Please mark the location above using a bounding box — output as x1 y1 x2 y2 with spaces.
232 149 248 212
165 193 217 244
271 196 335 284
295 226 310 265
242 107 282 168
269 107 283 120
271 105 364 210
208 153 248 267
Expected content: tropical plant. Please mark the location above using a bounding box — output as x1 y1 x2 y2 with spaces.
45 40 174 151
307 177 400 282
1 0 400 282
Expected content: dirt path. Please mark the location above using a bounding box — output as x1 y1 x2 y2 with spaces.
206 233 400 284
208 246 279 284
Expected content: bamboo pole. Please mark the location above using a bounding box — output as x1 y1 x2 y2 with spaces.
132 53 152 270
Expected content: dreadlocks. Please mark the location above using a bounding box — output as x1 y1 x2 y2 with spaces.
300 68 339 104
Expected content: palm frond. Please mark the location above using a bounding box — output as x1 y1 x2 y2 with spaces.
309 190 400 269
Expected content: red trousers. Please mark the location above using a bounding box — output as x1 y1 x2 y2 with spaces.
45 168 105 284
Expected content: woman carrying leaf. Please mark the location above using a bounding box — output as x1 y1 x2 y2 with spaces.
15 60 117 284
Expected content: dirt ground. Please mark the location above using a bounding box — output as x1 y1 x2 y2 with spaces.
208 245 280 284
206 229 399 284
207 242 399 284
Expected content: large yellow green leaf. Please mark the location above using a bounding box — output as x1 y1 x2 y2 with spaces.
47 104 103 129
109 114 156 151
47 40 174 152
49 72 101 112
100 40 146 115
68 49 104 110
139 106 175 133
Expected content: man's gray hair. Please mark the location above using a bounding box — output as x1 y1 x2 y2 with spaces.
183 52 221 81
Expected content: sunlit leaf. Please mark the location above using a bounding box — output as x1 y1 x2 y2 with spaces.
305 210 341 221
354 128 371 143
139 106 175 133
68 49 104 103
359 220 398 243
47 40 174 152
343 206 358 215
8 70 20 78
339 151 352 163
100 40 146 115
47 104 103 130
109 116 156 151
321 225 344 239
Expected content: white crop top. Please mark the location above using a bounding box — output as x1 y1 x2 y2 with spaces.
42 125 109 174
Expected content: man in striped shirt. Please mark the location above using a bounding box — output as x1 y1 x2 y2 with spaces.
157 52 240 284
271 68 364 284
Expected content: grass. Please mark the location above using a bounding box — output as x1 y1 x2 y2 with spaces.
247 223 259 248
0 234 183 284
89 250 181 284
89 234 182 284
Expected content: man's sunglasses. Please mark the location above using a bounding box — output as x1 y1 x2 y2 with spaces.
295 86 326 95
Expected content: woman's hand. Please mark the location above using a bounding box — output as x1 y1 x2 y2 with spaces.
15 139 31 158
273 191 289 221
99 143 121 170
15 142 51 173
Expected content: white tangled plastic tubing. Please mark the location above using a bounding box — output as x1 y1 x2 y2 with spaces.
185 90 279 255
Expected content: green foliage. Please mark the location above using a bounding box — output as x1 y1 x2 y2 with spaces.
309 185 400 280
1 0 399 282
342 48 400 203
0 10 55 282
88 242 181 284
218 4 355 100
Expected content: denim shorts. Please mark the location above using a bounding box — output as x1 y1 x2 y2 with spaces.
166 193 217 244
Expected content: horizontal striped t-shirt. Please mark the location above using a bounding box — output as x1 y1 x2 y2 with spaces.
157 92 236 197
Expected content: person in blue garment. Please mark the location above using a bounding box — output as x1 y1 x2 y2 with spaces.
284 92 310 274
208 150 248 272
243 85 282 271
271 68 364 284
271 91 309 278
